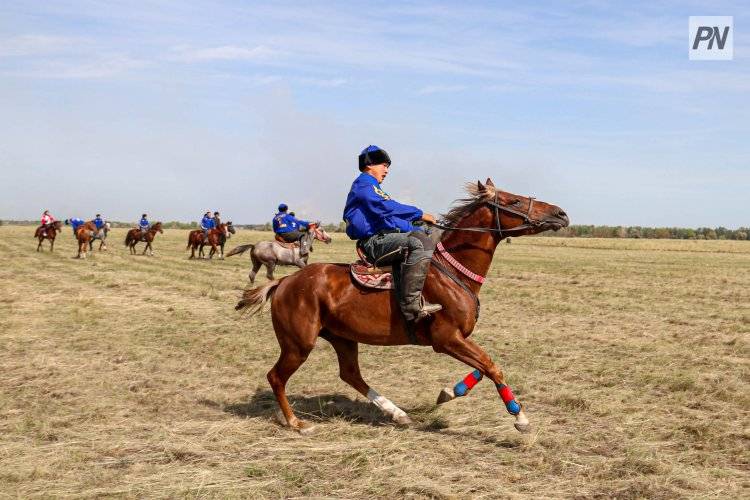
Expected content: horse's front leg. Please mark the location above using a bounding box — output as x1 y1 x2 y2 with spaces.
37 238 42 252
433 333 529 433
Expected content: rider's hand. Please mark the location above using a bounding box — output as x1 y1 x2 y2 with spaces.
421 213 437 224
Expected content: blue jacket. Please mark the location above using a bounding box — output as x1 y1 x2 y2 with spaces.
342 172 423 240
139 218 149 229
273 212 309 234
70 218 85 232
201 216 215 231
93 217 104 229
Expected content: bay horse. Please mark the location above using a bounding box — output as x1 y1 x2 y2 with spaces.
235 179 569 433
125 222 163 256
186 222 234 259
226 223 332 283
74 221 99 259
34 220 63 252
88 222 111 252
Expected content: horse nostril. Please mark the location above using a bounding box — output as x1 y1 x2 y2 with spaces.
557 209 567 219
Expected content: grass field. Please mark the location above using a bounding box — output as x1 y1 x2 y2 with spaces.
1 225 748 498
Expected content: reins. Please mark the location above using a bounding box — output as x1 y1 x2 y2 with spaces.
428 192 541 239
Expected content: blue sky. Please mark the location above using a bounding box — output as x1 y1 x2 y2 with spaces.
1 1 748 227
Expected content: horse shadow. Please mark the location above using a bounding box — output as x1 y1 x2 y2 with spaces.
213 390 393 426
201 390 524 448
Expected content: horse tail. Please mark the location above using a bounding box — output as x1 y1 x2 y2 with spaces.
124 231 132 246
226 243 254 257
235 279 282 315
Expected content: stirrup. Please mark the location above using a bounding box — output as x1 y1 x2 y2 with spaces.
415 298 442 321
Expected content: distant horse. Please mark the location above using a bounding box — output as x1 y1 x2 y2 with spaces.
88 222 111 252
227 223 332 283
74 221 99 259
34 220 63 252
235 179 569 434
125 222 163 256
186 222 234 259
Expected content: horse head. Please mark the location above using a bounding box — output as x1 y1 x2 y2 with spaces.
310 222 332 244
444 178 569 238
53 220 63 230
219 223 230 237
152 222 164 233
226 222 236 235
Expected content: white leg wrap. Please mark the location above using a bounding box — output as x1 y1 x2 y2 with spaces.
367 388 408 420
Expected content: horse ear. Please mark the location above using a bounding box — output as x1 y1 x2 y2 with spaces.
485 178 495 187
477 180 485 192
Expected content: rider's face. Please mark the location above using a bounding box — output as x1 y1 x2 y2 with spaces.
367 163 390 183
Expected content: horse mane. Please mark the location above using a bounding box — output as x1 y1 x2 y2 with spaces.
441 182 496 226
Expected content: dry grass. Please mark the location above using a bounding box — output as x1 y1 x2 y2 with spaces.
1 226 748 498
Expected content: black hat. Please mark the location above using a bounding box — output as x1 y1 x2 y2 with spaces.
358 145 391 171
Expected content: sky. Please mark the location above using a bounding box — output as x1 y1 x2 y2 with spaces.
1 1 748 227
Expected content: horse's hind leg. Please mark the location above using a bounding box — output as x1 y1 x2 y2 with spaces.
267 345 314 433
265 261 276 280
248 253 262 283
37 238 42 252
322 332 412 425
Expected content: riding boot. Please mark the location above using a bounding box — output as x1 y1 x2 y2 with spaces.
298 237 309 257
399 259 442 322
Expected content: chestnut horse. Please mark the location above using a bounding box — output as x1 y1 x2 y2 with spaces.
34 220 63 252
125 222 163 256
186 222 234 259
227 223 332 283
236 179 569 433
74 221 99 259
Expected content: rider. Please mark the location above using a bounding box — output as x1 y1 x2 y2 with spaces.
40 210 56 236
139 214 150 235
65 217 85 235
273 204 311 256
201 211 215 240
343 145 441 323
213 211 222 227
93 214 105 230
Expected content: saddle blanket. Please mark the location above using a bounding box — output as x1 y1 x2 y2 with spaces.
350 261 394 290
274 235 299 249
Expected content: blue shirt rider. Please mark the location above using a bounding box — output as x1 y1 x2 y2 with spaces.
139 214 150 234
93 214 105 230
201 211 215 239
273 204 311 256
343 145 441 323
66 217 85 235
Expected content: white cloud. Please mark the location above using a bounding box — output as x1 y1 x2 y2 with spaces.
170 44 279 62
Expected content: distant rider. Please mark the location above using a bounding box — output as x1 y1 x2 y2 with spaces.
200 211 215 240
343 145 441 323
40 210 56 237
273 204 310 256
93 214 105 230
65 217 85 235
139 214 150 235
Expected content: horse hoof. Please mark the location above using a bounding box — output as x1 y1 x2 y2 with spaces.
436 387 455 405
393 414 413 426
297 422 316 435
514 422 531 433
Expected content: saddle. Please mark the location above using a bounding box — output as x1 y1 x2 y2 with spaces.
350 247 394 290
274 234 300 250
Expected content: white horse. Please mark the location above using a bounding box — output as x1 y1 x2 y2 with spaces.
89 222 111 251
227 224 332 283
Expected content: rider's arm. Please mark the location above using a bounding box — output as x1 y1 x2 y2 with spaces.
361 185 423 222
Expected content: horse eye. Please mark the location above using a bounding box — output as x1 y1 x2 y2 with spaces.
511 199 522 206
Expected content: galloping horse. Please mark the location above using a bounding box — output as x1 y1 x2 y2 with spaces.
227 223 332 283
88 222 111 252
125 222 163 256
235 179 569 433
74 221 99 259
34 220 63 252
186 222 234 259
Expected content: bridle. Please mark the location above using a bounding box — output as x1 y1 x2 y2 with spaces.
430 191 542 239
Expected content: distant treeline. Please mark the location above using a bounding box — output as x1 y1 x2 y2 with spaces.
2 220 747 240
541 225 749 240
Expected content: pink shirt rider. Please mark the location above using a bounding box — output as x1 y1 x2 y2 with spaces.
41 213 55 225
